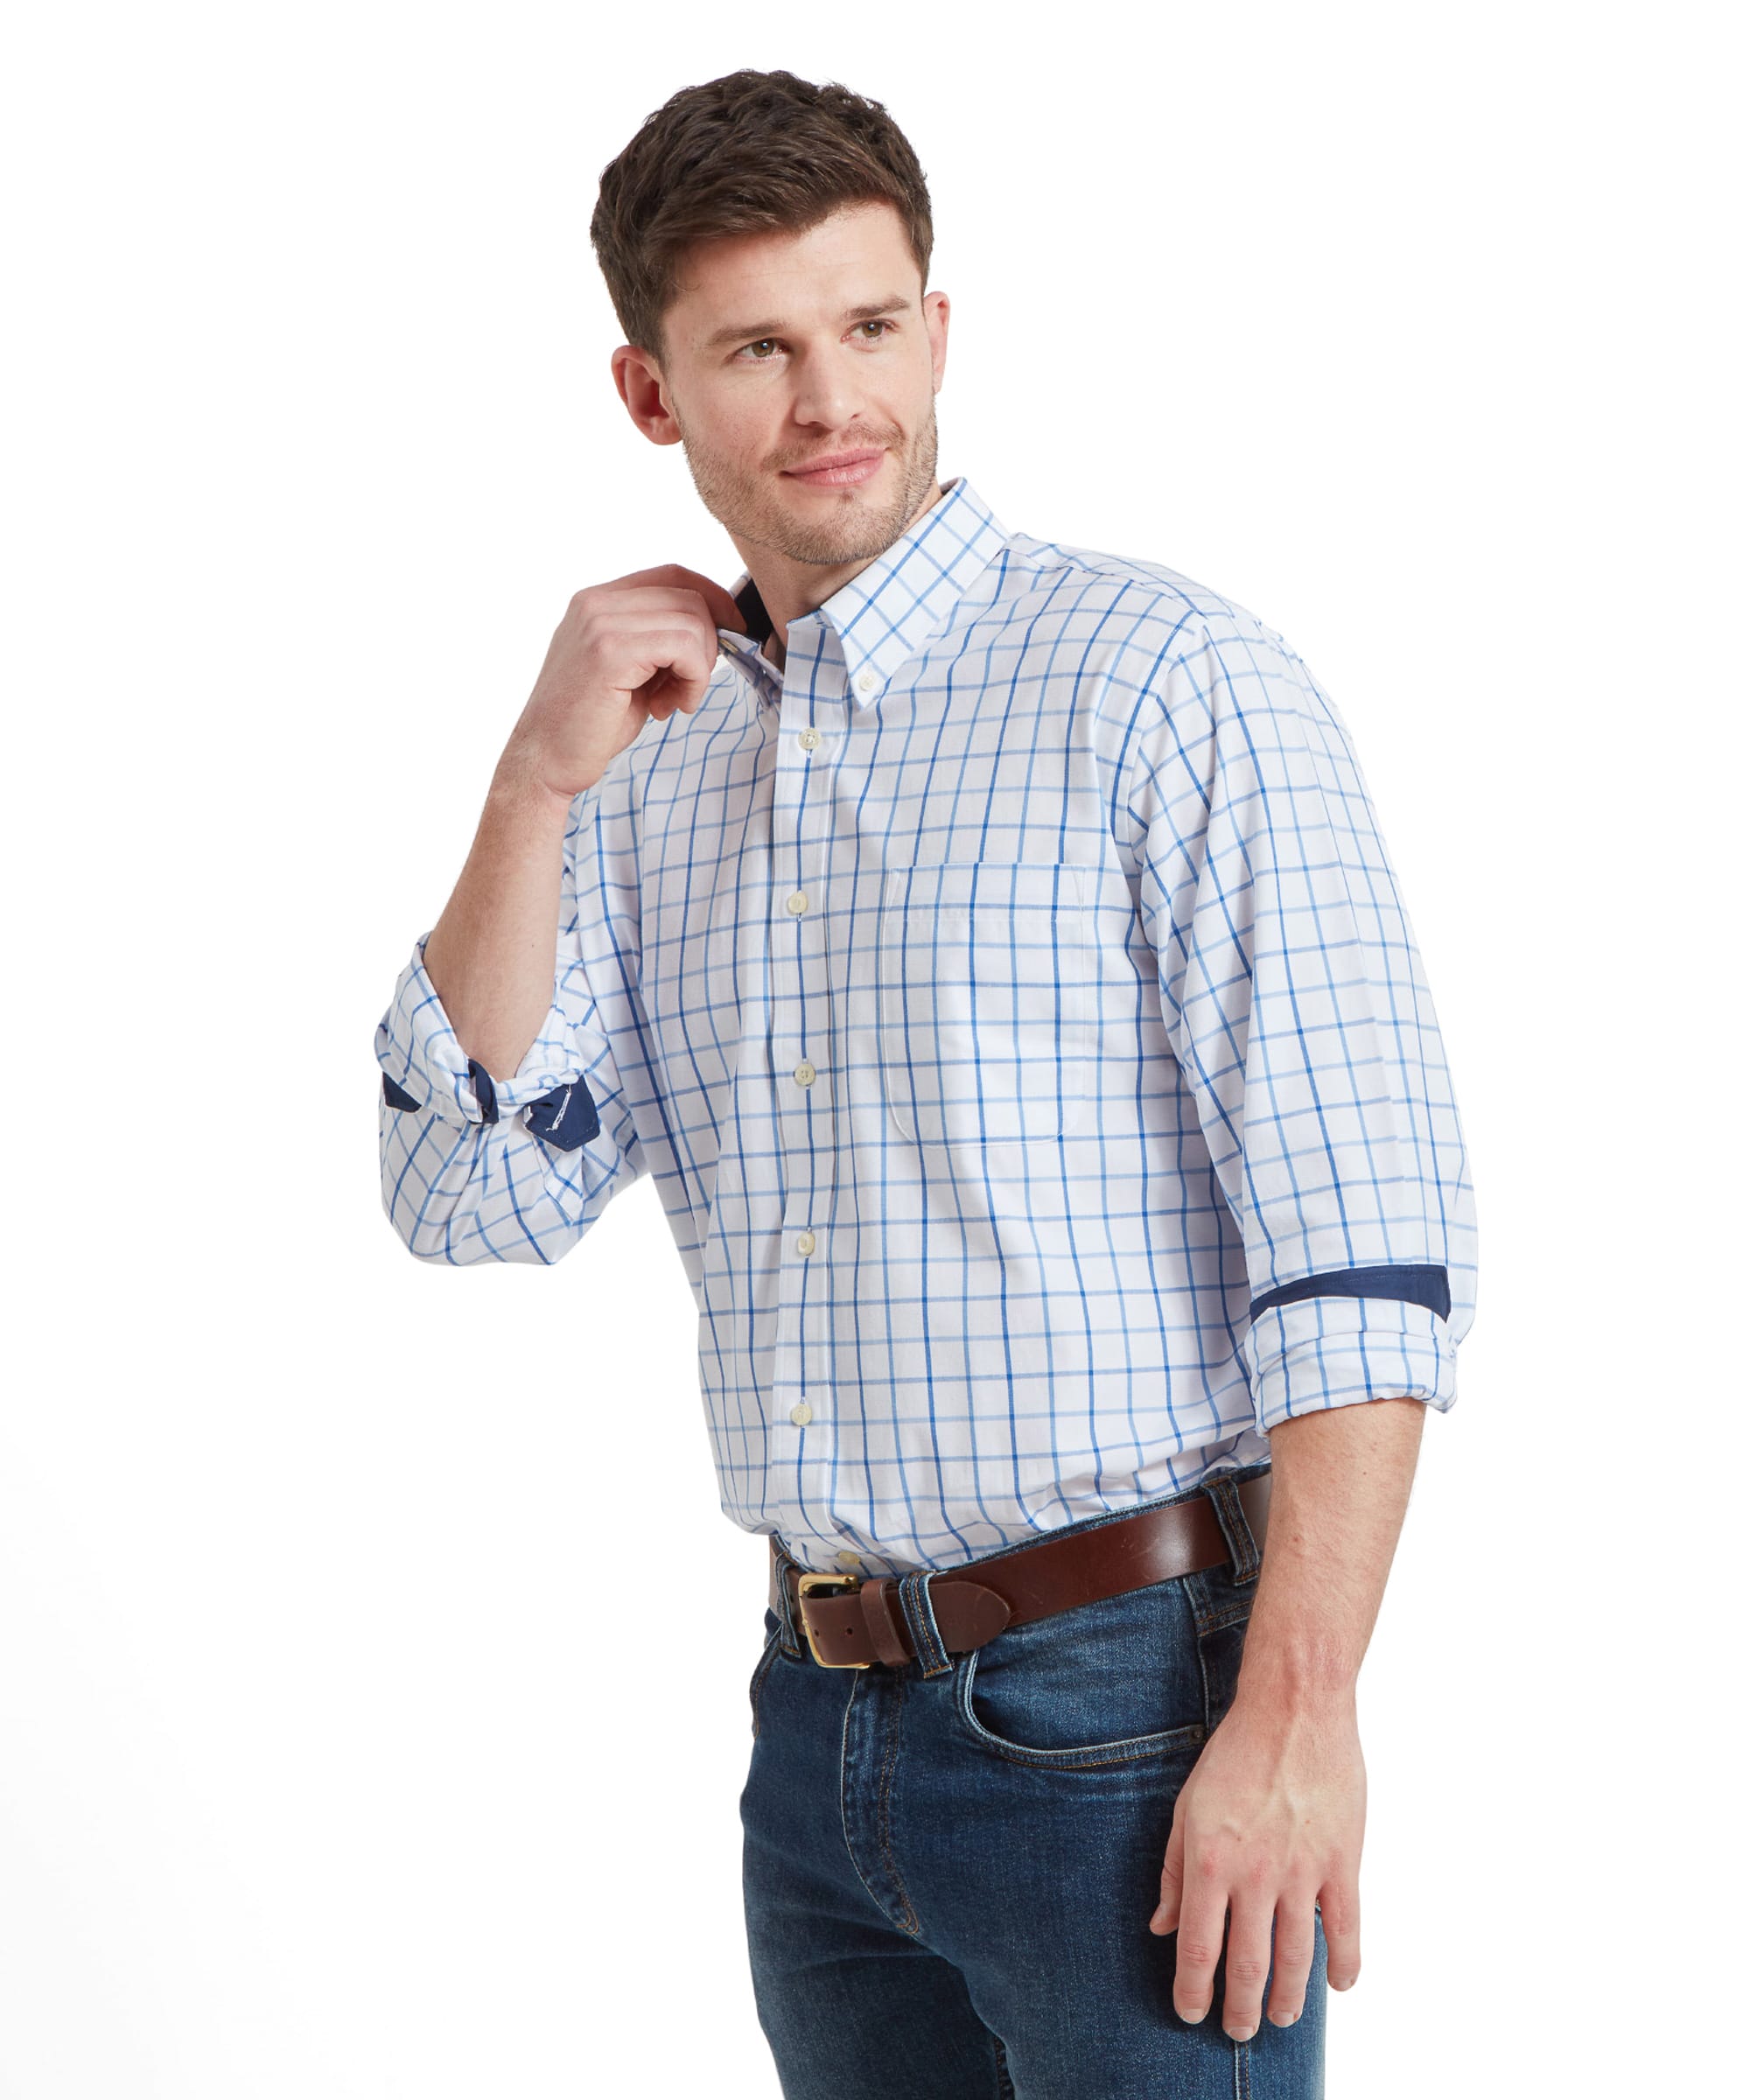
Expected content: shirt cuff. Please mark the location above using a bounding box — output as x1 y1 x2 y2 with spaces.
1241 1293 1458 1432
374 934 592 1135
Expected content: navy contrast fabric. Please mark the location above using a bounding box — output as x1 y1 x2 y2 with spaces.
525 1078 600 1152
465 1058 499 1125
1248 1264 1452 1326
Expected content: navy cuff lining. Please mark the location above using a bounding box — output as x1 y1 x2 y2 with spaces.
525 1078 601 1152
1249 1263 1452 1325
466 1058 499 1124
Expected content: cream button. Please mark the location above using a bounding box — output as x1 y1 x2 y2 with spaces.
794 1060 816 1087
799 726 821 751
789 1401 813 1426
786 889 808 915
795 1228 816 1256
854 670 878 696
836 1550 862 1570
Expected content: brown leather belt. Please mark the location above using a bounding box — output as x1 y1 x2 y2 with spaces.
769 1472 1270 1670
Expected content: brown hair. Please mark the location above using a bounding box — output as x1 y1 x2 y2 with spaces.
590 69 934 365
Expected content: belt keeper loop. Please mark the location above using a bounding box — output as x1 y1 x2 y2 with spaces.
1205 1474 1264 1586
770 1538 806 1656
858 1578 913 1668
896 1570 953 1677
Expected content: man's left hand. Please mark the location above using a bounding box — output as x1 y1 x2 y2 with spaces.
1148 1689 1366 2038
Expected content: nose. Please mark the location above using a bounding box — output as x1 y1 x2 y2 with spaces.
787 343 862 431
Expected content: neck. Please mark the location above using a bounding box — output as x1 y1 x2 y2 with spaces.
738 478 944 673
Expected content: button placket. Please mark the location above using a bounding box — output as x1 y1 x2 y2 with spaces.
768 633 840 1492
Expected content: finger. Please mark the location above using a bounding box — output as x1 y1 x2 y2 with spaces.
584 584 741 633
591 600 739 698
1149 1820 1186 1934
640 682 703 722
620 629 716 709
1219 1896 1276 2042
1320 1877 1361 1992
574 591 738 682
607 564 748 634
1264 1897 1320 2028
1171 1866 1228 2026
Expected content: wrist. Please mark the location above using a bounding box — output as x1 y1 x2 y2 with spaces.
491 740 588 821
1231 1635 1362 1723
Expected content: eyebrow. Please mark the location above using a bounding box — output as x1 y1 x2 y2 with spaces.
704 296 914 353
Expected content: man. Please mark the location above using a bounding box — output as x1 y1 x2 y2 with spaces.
374 66 1475 2099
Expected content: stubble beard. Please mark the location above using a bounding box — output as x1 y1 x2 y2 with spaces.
676 397 942 569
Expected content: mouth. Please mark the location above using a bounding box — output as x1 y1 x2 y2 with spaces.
781 448 887 489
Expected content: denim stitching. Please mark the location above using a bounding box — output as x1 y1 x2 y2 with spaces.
748 1625 780 1739
1183 1569 1258 1642
875 1670 922 1934
899 1572 935 1672
926 1581 952 1675
955 1645 1205 1768
899 1570 951 1677
1205 1476 1264 1586
1196 1600 1258 1637
835 1671 920 1938
771 1540 804 1658
836 1671 885 1917
965 1730 1205 1773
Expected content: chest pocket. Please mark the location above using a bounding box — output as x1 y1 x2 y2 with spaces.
878 860 1094 1145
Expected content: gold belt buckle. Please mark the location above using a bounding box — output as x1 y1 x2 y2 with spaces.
794 1571 872 1668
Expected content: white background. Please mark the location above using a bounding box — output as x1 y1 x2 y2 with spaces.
4 2 1736 2092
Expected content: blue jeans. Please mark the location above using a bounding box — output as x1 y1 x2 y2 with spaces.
739 1466 1327 2097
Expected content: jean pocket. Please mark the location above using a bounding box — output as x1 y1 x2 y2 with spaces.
878 860 1094 1146
748 1606 781 1740
953 1578 1208 1770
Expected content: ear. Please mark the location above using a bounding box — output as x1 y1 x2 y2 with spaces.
922 290 950 395
612 343 683 447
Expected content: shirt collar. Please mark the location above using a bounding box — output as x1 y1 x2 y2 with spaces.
717 474 1010 708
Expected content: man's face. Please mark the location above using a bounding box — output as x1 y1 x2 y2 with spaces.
626 201 948 570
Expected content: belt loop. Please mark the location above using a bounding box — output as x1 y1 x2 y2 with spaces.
1204 1473 1264 1586
897 1570 954 1678
769 1536 805 1658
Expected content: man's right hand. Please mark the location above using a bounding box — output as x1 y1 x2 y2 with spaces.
501 564 749 802
417 565 747 1083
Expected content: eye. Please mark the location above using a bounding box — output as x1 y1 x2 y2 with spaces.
737 337 781 362
857 319 892 340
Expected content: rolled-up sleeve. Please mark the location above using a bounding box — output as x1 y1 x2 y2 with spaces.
374 782 646 1264
1127 613 1477 1427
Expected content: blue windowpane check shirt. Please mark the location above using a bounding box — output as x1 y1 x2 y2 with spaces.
375 474 1477 1576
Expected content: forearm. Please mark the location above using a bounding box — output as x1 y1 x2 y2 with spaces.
1232 1396 1427 1722
1149 1396 1426 2028
420 744 581 1082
